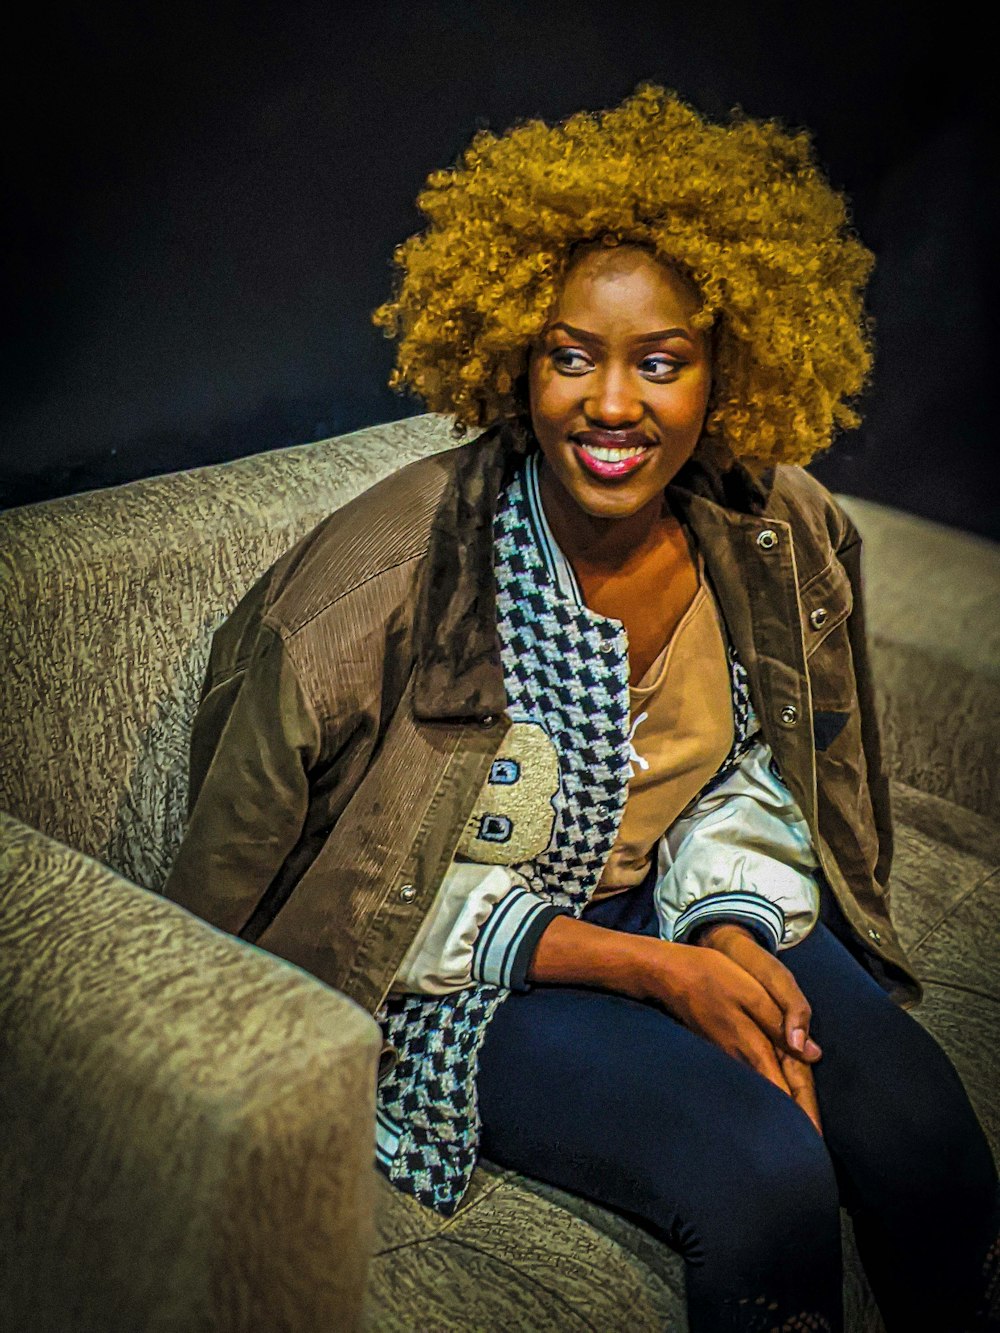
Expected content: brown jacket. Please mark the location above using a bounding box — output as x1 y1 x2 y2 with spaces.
162 422 922 1014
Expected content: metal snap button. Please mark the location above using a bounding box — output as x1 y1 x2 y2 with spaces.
480 714 496 727
779 705 798 726
756 529 778 550
867 927 882 945
599 641 614 654
809 607 829 630
398 883 417 904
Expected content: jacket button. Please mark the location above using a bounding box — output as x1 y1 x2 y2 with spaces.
756 529 778 550
399 883 417 904
599 641 614 654
480 714 496 727
779 705 798 726
810 607 829 629
867 927 882 945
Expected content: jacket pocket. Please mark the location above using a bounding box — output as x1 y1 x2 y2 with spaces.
799 557 854 658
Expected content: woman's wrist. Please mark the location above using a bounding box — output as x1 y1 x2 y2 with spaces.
692 921 759 949
527 913 674 1001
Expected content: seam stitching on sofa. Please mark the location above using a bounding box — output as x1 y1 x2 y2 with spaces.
438 1170 512 1232
916 975 1000 1006
434 1233 603 1333
909 865 1000 955
371 1172 512 1258
371 1235 441 1260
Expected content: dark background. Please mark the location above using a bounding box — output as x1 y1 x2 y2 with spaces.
4 1 997 539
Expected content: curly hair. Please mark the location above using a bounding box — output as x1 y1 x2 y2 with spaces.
372 83 874 469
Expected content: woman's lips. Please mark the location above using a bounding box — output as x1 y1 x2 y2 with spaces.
573 440 652 480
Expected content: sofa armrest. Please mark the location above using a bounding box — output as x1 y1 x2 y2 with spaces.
0 810 380 1333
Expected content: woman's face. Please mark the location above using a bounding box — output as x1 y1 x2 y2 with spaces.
527 245 712 525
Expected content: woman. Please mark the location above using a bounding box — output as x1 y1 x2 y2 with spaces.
164 86 998 1330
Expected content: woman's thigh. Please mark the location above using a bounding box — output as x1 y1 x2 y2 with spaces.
477 979 842 1287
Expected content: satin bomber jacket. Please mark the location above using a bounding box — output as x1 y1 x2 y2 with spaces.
162 420 922 1014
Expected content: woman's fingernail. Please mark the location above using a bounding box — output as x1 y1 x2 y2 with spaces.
790 1027 805 1052
805 1038 822 1058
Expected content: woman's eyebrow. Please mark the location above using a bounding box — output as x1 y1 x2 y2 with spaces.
549 321 694 345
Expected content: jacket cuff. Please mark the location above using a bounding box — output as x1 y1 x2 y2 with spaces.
471 890 567 992
672 891 784 954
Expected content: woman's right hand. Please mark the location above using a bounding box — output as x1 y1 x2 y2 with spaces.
626 933 824 1135
528 915 823 1133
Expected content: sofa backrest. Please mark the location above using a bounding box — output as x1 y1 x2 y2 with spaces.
0 413 462 890
835 495 999 823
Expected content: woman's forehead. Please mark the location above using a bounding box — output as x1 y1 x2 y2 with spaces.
546 246 702 331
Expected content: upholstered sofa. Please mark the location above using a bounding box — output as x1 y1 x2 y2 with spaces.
2 413 997 1332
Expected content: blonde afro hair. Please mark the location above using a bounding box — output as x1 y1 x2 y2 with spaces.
372 83 874 468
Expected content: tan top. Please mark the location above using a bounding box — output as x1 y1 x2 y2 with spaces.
594 555 734 897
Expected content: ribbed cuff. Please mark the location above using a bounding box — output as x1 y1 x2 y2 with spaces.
471 890 567 992
375 1107 403 1171
672 891 785 953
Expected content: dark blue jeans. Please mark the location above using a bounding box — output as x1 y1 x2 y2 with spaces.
476 880 999 1332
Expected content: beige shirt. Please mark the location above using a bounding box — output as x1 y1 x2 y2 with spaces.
594 555 734 896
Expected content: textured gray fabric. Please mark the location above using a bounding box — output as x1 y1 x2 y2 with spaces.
1 415 996 1333
0 811 381 1333
366 1164 685 1332
837 496 1000 820
0 414 464 892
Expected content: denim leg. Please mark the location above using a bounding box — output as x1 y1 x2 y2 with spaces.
780 917 999 1332
478 980 843 1332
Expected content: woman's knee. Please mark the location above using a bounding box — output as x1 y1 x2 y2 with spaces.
666 1090 841 1275
816 996 995 1205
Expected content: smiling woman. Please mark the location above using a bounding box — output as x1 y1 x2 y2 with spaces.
163 84 1000 1332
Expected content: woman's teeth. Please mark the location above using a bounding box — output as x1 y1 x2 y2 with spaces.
585 444 648 462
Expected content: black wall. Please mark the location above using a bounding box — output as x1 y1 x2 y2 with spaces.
4 2 997 539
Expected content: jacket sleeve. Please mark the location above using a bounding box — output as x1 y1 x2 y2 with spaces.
161 620 323 935
392 861 568 995
654 733 821 952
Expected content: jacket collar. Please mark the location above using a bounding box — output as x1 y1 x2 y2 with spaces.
412 419 773 721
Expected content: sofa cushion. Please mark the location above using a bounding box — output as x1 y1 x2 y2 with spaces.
0 812 381 1333
836 496 1000 823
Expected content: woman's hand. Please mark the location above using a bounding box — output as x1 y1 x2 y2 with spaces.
527 914 824 1134
695 923 821 1057
694 922 823 1136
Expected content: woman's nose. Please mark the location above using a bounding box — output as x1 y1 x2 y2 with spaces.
585 365 642 426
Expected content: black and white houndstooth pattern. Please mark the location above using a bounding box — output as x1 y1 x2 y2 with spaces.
377 461 757 1214
377 463 632 1212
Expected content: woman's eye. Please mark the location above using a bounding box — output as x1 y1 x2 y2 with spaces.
640 355 683 379
550 348 591 373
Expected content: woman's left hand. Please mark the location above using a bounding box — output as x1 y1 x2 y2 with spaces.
696 921 824 1136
